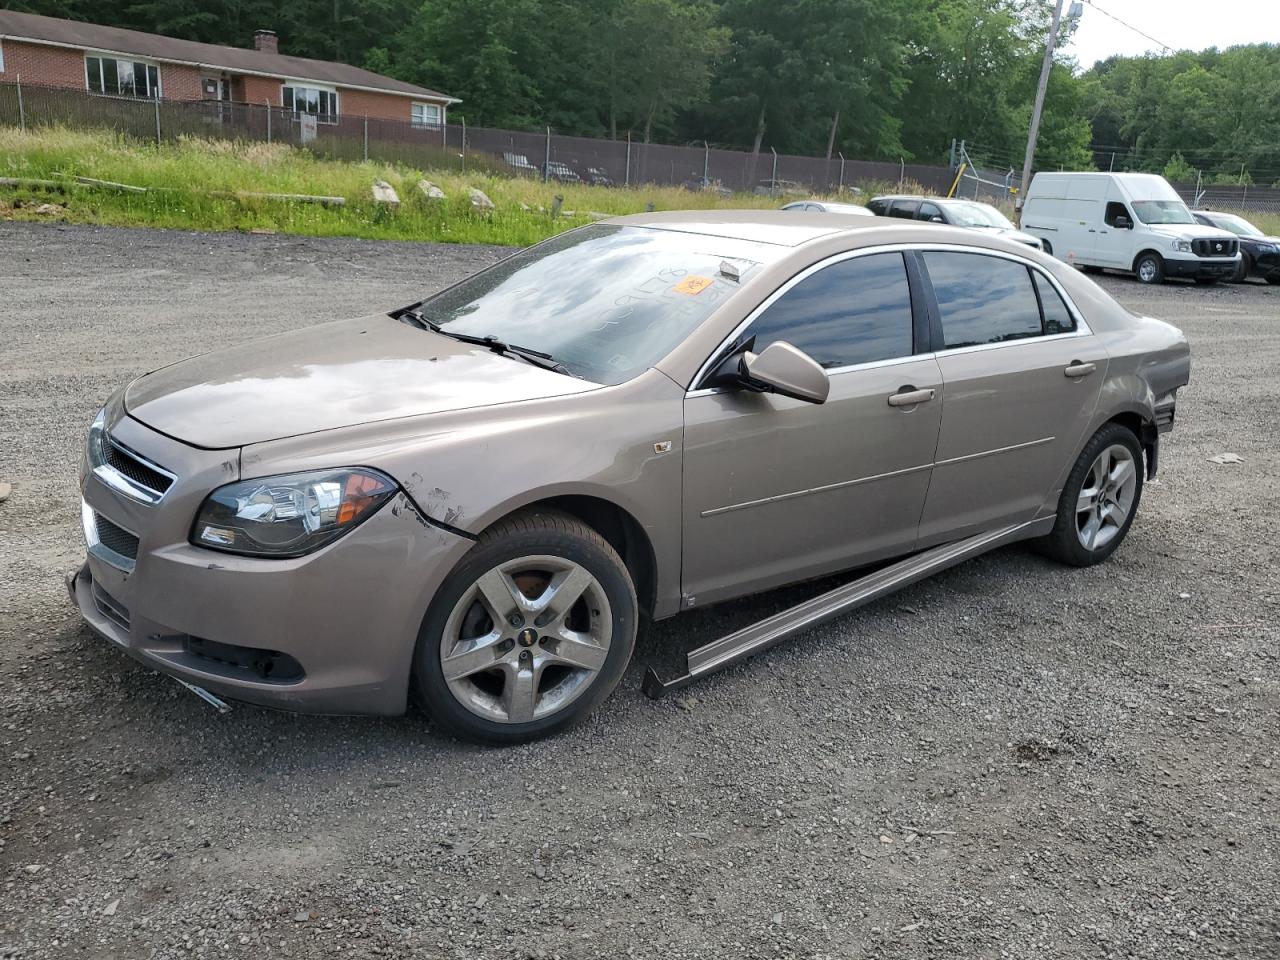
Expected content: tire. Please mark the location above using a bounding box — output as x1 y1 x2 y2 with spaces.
1041 240 1053 256
413 508 637 744
1231 255 1251 283
1134 252 1165 285
1269 276 1280 286
1037 423 1144 567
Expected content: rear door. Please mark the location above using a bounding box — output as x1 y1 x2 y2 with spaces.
681 250 942 606
889 199 920 220
915 249 1108 545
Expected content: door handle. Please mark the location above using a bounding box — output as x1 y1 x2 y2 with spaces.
1064 361 1096 378
887 388 935 407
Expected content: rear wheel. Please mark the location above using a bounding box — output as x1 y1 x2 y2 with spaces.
1041 240 1054 256
414 509 637 744
1134 252 1165 285
1037 424 1144 567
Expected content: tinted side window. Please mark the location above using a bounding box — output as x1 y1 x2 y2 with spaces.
888 200 918 219
1105 201 1131 227
867 199 888 215
1032 271 1077 335
918 202 943 222
747 252 914 368
923 252 1042 349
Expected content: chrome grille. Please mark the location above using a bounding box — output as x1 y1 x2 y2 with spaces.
103 438 175 499
94 511 139 560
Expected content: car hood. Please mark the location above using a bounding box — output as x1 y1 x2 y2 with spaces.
994 227 1042 247
1147 224 1237 243
124 314 600 449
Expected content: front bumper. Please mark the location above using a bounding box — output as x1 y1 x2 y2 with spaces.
1250 250 1280 281
1164 256 1237 280
71 413 473 715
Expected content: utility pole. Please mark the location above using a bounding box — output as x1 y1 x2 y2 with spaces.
1019 0 1071 210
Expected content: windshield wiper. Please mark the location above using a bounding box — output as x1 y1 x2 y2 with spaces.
400 309 577 377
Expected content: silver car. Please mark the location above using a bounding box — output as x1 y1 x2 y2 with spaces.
71 212 1190 742
869 195 1044 249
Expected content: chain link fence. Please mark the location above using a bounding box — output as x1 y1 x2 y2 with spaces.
0 79 954 196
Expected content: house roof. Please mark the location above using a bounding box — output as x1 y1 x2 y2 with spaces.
0 10 458 103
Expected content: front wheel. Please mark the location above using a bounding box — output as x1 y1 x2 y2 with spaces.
1134 253 1165 285
1037 424 1144 567
1231 255 1251 283
413 509 637 744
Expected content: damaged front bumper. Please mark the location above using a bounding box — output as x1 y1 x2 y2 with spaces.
70 413 474 716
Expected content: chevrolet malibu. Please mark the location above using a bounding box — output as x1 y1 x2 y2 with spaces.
71 212 1191 743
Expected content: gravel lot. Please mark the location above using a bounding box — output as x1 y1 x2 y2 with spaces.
1 222 1277 960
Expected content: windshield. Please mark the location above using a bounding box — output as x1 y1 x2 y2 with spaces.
946 201 1014 229
415 225 771 385
1207 213 1262 237
1132 200 1195 225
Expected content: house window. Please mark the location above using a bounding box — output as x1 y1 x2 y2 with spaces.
283 85 338 123
0 40 6 74
86 56 160 99
411 102 442 128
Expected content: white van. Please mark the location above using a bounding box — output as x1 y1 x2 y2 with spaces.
1021 172 1240 284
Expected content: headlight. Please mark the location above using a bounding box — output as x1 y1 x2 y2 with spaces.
191 468 397 557
87 407 108 468
1172 239 1192 253
1258 243 1277 254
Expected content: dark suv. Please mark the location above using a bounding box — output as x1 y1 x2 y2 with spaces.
1192 210 1280 284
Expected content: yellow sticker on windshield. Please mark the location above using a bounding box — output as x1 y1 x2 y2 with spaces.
672 276 714 296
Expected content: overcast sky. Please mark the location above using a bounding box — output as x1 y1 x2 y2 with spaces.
1062 0 1273 68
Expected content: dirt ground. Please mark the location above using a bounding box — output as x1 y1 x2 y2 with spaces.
1 223 1276 960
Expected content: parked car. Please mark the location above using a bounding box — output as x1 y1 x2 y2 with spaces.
543 161 581 184
754 178 807 197
503 152 539 177
781 200 874 216
1020 172 1239 284
1191 210 1280 284
867 194 1042 249
680 175 733 197
73 212 1189 743
585 167 614 187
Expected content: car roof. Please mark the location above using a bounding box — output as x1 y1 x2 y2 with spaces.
607 209 900 246
873 194 982 206
605 208 1026 247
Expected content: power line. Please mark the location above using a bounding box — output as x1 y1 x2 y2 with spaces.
1080 0 1176 56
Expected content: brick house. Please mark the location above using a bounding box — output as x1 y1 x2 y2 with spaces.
0 10 457 126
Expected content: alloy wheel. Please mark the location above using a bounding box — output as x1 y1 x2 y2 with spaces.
1076 444 1138 551
440 555 613 724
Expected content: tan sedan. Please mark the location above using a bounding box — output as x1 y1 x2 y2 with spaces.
71 212 1191 742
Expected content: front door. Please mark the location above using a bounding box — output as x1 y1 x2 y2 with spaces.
681 250 943 607
1092 199 1135 268
915 250 1108 545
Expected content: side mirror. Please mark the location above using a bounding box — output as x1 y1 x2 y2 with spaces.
739 341 830 404
930 215 945 223
1114 215 1131 229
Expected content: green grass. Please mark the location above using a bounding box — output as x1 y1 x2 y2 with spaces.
0 126 884 246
